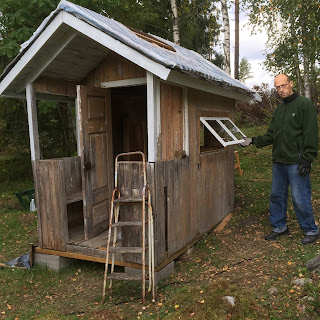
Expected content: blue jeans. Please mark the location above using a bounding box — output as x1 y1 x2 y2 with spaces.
270 163 319 235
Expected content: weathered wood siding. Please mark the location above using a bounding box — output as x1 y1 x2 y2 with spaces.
83 51 145 87
151 88 235 266
116 161 147 263
34 76 77 96
159 82 184 160
33 51 145 95
34 157 82 250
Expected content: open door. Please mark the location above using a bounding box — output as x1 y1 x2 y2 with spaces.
77 85 113 240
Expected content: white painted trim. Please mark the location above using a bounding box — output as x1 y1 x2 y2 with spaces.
155 77 161 149
147 72 158 162
62 12 171 81
2 91 74 101
25 82 41 160
183 87 189 155
101 78 147 88
166 70 253 102
75 97 81 156
200 117 246 147
20 29 77 92
0 13 64 96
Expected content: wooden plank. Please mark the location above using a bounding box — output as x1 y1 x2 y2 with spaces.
213 213 233 233
63 157 82 197
34 159 68 251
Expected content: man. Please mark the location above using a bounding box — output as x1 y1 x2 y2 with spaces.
240 74 319 244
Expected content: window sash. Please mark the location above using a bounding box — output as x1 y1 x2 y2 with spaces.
200 117 246 147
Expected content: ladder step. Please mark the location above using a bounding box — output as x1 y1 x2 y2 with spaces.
112 221 143 227
109 247 146 254
108 272 146 281
114 197 146 204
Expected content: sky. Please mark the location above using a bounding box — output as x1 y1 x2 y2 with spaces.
218 9 275 90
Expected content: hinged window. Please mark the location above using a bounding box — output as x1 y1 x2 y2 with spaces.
200 117 246 148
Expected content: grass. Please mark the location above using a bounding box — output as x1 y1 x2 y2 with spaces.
1 119 320 319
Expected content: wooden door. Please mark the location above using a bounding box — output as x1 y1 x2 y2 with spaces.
77 85 113 240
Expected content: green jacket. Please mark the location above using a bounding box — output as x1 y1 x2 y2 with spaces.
252 94 318 163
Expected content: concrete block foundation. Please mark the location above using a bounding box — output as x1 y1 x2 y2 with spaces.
33 252 72 270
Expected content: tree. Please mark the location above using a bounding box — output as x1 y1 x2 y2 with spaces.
220 0 231 74
234 0 240 79
242 0 320 103
239 57 253 82
170 0 180 44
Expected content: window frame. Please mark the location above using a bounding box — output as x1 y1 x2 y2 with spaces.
200 117 246 147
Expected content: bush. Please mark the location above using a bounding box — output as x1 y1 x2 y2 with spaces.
236 83 281 126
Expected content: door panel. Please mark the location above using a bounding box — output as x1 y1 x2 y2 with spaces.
77 85 113 240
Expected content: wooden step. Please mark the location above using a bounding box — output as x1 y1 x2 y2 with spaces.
113 197 146 204
109 247 146 254
112 221 143 228
108 272 145 281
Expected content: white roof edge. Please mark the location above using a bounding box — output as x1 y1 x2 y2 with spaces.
62 12 171 80
166 70 255 102
0 13 64 96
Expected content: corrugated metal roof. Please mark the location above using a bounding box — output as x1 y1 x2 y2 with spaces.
1 0 258 99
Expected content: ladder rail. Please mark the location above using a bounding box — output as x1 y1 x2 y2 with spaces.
102 151 155 306
102 188 120 302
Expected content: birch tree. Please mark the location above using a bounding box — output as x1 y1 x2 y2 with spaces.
170 0 180 45
220 0 231 74
242 0 320 102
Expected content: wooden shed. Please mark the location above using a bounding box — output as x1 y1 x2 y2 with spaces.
0 1 257 273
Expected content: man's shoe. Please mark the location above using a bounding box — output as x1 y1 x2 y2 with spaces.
265 228 290 240
301 234 320 245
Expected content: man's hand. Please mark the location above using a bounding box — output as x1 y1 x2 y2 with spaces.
298 158 312 176
238 137 252 147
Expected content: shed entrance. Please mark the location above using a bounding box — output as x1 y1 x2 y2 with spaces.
67 84 148 249
110 85 147 160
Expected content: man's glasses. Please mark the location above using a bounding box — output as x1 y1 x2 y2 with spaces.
275 82 289 91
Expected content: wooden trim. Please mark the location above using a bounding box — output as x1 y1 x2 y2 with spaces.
33 247 142 269
127 26 176 52
0 14 64 95
17 29 77 93
166 70 253 102
183 87 189 155
147 72 160 162
101 77 147 88
26 82 40 161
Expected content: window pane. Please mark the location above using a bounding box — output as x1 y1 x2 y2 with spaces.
220 119 244 140
206 120 234 142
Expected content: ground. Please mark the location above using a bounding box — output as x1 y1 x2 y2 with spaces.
1 121 320 319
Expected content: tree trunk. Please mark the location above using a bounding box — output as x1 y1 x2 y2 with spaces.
220 0 231 74
170 0 180 45
289 15 302 92
234 0 239 79
301 17 311 99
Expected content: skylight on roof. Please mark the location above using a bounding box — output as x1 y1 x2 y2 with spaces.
128 27 176 52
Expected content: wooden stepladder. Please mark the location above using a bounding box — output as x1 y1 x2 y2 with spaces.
102 152 155 305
